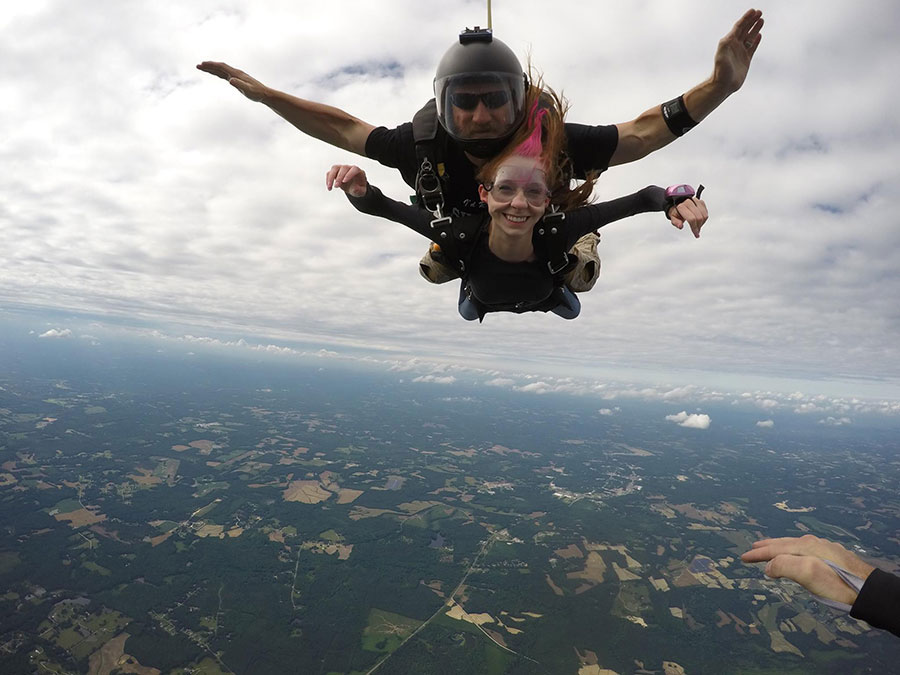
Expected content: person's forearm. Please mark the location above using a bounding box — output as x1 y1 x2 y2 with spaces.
347 185 433 237
260 88 375 155
610 77 731 166
572 186 667 235
683 75 733 125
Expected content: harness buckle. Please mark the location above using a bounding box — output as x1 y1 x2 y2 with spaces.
536 211 568 274
547 254 571 276
542 211 565 225
429 215 464 271
416 157 445 218
430 215 453 231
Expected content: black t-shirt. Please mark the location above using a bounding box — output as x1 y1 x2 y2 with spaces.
364 119 619 217
348 184 666 311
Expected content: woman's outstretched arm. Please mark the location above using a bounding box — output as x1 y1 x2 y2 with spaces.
565 186 708 242
326 164 435 239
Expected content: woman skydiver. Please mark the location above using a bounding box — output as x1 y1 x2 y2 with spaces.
326 86 708 321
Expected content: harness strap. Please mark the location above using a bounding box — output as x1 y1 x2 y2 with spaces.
412 99 445 217
465 283 580 321
532 211 575 278
431 215 485 276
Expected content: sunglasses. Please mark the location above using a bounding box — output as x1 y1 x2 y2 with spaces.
484 181 550 206
448 90 511 110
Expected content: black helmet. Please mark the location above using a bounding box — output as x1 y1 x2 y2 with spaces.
434 28 528 158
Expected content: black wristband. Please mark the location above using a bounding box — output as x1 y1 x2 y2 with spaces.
661 95 698 137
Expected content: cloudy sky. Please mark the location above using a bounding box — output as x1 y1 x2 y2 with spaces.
3 0 899 400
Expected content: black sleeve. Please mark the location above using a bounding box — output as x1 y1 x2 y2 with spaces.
346 184 436 240
564 186 668 245
850 568 900 638
364 124 419 189
563 123 619 178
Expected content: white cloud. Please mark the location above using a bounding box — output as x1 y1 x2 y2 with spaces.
412 375 456 385
680 414 712 430
665 411 711 429
755 399 779 410
485 377 516 387
516 381 554 394
38 328 71 339
598 408 617 416
819 416 852 426
756 419 775 428
660 386 698 400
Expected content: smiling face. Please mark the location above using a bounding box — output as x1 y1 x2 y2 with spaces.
479 155 550 241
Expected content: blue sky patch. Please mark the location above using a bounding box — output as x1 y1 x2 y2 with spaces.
317 60 405 88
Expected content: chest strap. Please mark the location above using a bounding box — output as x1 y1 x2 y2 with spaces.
532 211 575 278
430 216 485 275
412 99 445 217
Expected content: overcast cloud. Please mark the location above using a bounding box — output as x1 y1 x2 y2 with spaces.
2 1 899 397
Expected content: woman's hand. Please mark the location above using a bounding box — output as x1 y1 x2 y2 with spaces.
668 196 708 238
326 164 368 198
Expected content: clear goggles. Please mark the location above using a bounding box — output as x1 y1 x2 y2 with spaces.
434 72 526 141
484 178 550 206
484 163 549 205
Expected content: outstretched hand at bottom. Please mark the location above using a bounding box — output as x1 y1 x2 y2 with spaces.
741 535 875 607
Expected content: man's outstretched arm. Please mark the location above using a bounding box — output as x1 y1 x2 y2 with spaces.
609 8 763 166
197 62 375 155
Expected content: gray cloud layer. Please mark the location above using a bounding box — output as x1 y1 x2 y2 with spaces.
2 1 899 395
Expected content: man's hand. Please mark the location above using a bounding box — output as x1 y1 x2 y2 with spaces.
326 164 368 198
741 535 875 607
712 9 764 95
610 10 764 166
198 61 373 154
197 61 269 102
668 197 708 238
